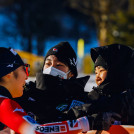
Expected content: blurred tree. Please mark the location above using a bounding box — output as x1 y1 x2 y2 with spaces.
0 0 96 54
0 0 14 6
107 0 134 48
11 0 63 55
66 0 127 46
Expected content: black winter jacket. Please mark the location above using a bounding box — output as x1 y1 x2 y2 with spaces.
67 44 134 125
15 73 90 124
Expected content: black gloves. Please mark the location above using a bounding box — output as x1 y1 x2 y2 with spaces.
67 108 121 131
88 112 121 131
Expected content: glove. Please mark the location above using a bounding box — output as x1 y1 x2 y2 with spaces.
77 116 90 132
102 112 121 130
89 112 121 131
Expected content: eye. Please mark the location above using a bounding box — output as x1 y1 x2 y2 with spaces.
44 62 51 66
56 62 65 67
95 71 98 74
57 64 63 66
100 69 105 72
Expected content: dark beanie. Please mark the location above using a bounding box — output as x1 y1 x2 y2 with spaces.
0 47 24 78
94 55 108 70
44 41 78 77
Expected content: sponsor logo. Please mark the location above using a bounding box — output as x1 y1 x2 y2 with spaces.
69 58 77 66
67 120 81 131
69 100 84 110
36 124 67 133
23 115 37 124
7 64 13 67
53 48 58 52
13 108 24 113
10 48 17 55
6 61 16 68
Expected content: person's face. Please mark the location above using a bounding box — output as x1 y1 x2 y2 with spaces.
43 55 74 79
11 66 28 98
95 66 108 86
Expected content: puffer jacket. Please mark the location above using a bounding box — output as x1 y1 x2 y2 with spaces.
15 73 90 124
67 44 134 125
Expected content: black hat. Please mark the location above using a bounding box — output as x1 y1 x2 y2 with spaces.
44 41 78 77
94 55 108 70
0 47 24 78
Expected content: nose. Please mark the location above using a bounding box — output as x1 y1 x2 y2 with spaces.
96 72 99 78
95 72 100 81
51 62 57 68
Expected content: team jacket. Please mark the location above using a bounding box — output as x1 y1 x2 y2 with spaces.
0 86 36 133
15 73 90 124
0 86 90 134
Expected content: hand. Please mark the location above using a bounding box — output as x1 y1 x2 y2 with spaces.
77 116 90 132
102 112 121 130
89 112 121 131
0 127 11 134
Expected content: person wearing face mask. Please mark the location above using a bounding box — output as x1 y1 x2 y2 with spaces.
15 41 90 124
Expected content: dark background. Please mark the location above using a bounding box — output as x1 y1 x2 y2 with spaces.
0 0 134 74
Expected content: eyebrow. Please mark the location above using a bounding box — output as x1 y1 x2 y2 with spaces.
45 58 52 62
45 58 60 63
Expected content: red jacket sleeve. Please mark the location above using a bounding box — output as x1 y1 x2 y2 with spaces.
0 97 36 133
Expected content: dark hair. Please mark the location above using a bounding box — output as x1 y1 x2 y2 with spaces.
0 78 3 83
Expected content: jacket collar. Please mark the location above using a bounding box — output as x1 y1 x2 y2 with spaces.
0 86 12 99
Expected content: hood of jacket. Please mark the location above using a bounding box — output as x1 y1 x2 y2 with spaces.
91 44 134 95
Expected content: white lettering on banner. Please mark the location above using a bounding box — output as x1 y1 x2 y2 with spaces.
36 125 67 133
67 120 81 131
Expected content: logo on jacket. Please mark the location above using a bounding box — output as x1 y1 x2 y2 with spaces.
67 120 81 131
69 100 84 110
13 108 24 113
23 115 37 124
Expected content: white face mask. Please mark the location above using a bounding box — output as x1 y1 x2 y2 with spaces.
43 66 70 79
